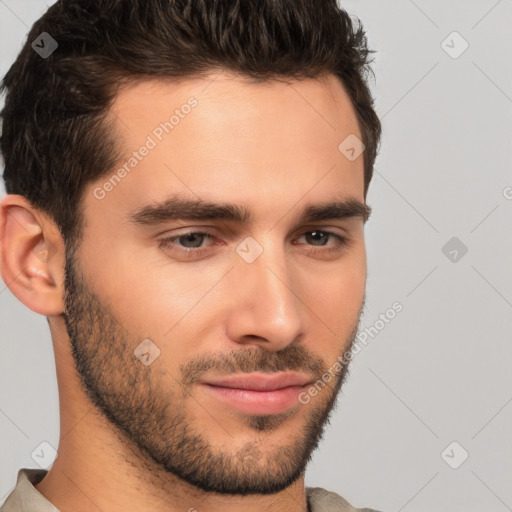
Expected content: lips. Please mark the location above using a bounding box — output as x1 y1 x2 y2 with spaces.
202 372 313 391
199 372 314 415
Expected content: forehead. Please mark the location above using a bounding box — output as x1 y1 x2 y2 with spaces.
111 71 360 138
87 71 365 227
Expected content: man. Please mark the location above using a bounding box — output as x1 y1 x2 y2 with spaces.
0 0 382 511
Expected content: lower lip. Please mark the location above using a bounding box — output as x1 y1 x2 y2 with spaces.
201 384 306 415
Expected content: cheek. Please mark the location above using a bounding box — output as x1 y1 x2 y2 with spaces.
311 278 364 340
80 239 214 340
302 247 366 318
119 271 214 339
300 254 366 365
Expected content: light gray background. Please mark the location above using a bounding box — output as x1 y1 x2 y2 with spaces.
1 1 511 511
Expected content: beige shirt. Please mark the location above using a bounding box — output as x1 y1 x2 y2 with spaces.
1 468 382 512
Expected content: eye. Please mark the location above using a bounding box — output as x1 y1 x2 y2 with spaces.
159 231 215 255
158 229 348 258
294 230 348 253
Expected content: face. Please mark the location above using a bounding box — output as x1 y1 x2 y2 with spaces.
63 71 367 495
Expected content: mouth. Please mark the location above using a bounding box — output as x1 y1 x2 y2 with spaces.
200 372 313 415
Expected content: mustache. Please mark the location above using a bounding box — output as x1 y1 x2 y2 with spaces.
179 344 330 388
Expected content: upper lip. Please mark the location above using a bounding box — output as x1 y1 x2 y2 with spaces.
202 372 313 391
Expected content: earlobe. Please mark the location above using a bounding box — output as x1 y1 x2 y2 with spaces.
0 194 65 316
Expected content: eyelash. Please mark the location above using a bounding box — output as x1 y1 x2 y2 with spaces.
158 230 348 257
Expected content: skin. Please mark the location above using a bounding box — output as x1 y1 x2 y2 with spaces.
0 70 368 512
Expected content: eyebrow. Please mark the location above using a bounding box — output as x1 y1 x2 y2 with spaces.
126 195 371 227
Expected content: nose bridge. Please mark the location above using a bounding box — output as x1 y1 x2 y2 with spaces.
226 235 304 348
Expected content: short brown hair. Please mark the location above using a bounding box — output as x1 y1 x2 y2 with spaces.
0 0 381 248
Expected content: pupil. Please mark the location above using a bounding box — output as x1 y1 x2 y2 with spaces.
308 231 327 246
182 234 203 248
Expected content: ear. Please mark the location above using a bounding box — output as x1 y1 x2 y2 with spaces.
0 194 66 316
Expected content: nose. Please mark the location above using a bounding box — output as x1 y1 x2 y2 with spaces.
224 241 305 352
